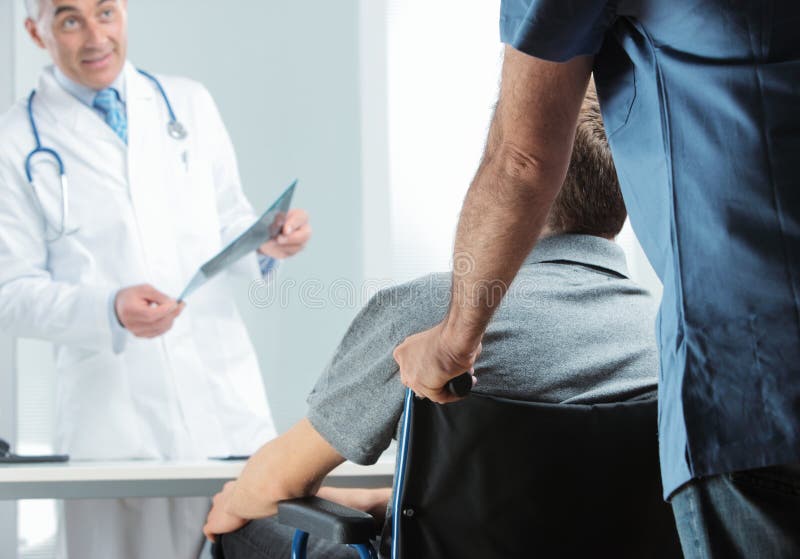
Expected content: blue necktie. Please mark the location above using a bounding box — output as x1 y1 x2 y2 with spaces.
93 88 128 144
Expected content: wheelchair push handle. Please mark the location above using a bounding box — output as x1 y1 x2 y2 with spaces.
446 372 474 397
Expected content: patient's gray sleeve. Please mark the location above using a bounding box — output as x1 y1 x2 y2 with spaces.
306 279 447 465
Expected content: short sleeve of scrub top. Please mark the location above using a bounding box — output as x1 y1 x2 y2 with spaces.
499 0 616 62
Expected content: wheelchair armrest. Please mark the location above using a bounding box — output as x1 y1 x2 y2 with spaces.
277 496 376 544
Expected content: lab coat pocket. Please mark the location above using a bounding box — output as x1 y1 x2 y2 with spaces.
55 351 146 460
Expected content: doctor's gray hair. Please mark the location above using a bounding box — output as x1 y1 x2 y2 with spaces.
24 0 41 19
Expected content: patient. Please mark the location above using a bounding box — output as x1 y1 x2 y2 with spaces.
204 85 659 557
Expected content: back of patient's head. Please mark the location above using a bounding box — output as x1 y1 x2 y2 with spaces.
546 83 626 239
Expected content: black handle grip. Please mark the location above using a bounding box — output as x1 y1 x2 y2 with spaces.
446 372 473 397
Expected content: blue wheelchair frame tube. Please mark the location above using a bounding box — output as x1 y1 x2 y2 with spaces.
350 544 379 558
291 530 377 559
391 389 415 559
291 530 309 559
391 376 470 558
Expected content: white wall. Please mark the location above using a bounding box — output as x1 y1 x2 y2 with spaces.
0 1 19 553
0 0 17 435
387 0 504 281
359 0 392 282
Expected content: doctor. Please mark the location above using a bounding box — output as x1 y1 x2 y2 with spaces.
0 0 311 558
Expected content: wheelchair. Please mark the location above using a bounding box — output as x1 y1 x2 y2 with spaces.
276 378 683 558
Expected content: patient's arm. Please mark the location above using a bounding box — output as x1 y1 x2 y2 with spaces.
203 418 345 540
232 418 345 517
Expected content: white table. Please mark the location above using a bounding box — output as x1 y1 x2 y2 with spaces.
0 457 395 500
0 457 395 558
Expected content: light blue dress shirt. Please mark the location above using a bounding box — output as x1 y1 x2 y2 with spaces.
54 66 127 118
500 0 800 498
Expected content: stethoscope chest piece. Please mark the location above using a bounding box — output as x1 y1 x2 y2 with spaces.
168 120 188 140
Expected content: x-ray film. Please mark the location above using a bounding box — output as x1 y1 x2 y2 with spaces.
178 180 297 301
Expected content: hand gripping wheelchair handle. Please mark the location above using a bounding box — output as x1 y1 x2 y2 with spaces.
446 372 474 398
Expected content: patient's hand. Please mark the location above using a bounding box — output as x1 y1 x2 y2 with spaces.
316 486 393 528
204 481 249 542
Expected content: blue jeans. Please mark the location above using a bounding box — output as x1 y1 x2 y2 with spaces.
670 463 800 559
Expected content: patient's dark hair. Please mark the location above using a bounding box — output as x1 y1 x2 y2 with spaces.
546 81 626 238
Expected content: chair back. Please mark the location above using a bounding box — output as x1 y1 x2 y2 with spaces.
387 392 682 558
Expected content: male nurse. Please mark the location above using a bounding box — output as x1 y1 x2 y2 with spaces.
394 2 800 557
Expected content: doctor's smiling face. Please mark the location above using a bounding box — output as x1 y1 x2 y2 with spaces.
25 0 129 90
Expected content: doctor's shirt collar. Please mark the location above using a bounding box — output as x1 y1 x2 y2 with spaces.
53 64 127 108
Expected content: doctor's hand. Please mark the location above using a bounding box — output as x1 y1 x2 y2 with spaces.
258 208 312 259
204 481 249 543
393 321 481 404
114 284 185 338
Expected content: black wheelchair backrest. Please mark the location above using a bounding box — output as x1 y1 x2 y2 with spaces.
388 393 682 559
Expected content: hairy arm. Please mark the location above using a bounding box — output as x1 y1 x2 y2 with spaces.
394 47 593 402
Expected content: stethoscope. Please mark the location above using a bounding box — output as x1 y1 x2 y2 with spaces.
24 69 188 242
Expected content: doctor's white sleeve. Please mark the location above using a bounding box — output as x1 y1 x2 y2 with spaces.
0 162 115 351
195 85 280 281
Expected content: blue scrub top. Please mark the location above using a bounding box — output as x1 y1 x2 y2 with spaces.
500 0 800 498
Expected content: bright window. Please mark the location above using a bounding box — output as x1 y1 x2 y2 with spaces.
387 0 504 281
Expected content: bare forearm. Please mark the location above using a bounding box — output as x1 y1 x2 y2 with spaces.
227 419 345 519
445 143 564 347
225 441 292 519
445 48 593 351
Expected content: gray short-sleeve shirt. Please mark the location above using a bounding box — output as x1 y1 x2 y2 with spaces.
307 234 658 465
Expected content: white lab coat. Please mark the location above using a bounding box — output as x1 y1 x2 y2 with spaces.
0 63 277 558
